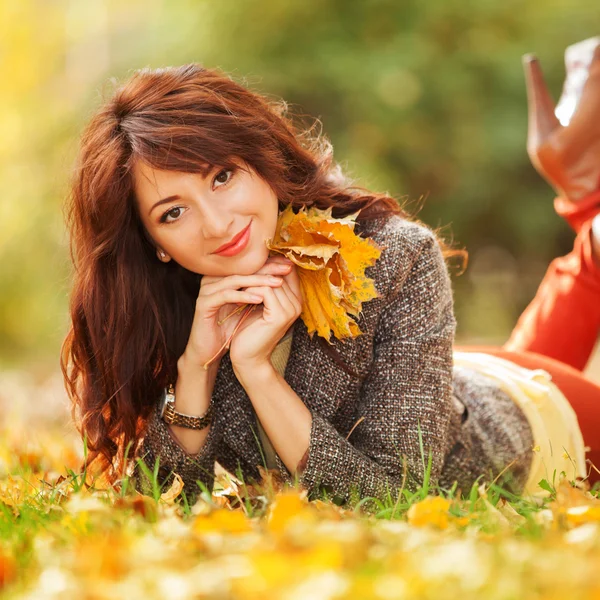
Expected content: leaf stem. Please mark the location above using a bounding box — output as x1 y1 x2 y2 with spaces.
217 304 246 325
203 304 258 370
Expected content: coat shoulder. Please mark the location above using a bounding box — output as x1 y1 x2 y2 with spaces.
357 214 442 301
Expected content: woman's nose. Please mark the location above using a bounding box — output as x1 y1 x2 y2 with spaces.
197 199 235 240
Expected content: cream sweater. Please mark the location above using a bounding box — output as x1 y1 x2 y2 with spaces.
255 329 294 470
453 352 586 500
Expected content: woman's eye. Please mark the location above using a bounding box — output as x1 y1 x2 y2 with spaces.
158 168 234 224
160 206 183 224
213 168 234 188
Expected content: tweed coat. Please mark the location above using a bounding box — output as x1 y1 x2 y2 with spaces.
133 214 535 508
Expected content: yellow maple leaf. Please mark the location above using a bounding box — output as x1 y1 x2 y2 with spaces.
266 204 383 342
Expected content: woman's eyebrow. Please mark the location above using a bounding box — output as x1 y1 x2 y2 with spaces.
149 195 180 216
145 162 220 216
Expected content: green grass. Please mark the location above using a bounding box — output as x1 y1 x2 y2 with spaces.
1 419 600 599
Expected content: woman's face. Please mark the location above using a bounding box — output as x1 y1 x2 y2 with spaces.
133 159 280 276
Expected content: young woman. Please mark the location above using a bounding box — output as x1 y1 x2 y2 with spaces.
60 48 600 511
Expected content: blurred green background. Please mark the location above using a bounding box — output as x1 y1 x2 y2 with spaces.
1 0 599 380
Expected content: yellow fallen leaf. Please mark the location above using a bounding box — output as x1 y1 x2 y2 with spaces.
547 479 599 530
0 550 16 588
72 530 132 580
159 472 184 504
406 496 451 529
0 472 45 513
249 550 295 588
266 204 383 342
299 539 345 571
86 468 117 492
566 505 600 526
192 508 253 534
452 515 474 528
266 489 316 535
495 499 526 526
60 511 91 536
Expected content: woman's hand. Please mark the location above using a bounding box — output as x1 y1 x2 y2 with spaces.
229 256 303 371
181 257 294 369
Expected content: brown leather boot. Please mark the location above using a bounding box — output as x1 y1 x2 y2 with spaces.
523 37 600 203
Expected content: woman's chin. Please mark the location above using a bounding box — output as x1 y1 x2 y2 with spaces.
194 248 270 277
237 248 271 273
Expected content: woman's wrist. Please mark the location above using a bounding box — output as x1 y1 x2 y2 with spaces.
178 349 221 377
232 359 275 388
175 352 219 415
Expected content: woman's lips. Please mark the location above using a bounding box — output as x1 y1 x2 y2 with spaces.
213 221 252 256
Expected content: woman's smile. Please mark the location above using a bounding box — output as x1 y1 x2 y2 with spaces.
212 219 253 257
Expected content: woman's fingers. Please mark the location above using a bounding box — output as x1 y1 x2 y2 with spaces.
280 279 302 315
197 289 263 315
200 273 285 296
201 257 292 292
244 282 298 322
280 264 302 304
260 285 287 321
271 283 296 317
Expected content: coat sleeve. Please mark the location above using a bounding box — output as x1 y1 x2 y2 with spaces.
131 402 221 503
293 227 457 510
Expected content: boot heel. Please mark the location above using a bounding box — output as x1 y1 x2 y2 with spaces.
522 54 560 155
522 38 600 203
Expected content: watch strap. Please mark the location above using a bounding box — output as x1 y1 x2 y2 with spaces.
161 383 214 430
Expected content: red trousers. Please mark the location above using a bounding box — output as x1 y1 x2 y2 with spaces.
459 190 600 489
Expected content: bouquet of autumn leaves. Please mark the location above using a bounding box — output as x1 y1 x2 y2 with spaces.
203 205 382 369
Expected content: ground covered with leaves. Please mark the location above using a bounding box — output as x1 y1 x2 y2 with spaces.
1 416 600 600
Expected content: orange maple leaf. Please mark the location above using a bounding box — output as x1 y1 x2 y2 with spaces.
266 204 382 342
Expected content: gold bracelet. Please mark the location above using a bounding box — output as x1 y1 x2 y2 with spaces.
158 383 214 430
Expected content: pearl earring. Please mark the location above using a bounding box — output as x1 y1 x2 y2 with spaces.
159 250 166 259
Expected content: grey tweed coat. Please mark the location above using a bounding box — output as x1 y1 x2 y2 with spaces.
134 214 535 508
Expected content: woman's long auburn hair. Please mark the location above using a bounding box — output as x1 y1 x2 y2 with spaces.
61 64 465 485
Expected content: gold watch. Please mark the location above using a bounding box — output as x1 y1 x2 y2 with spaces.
159 383 214 429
